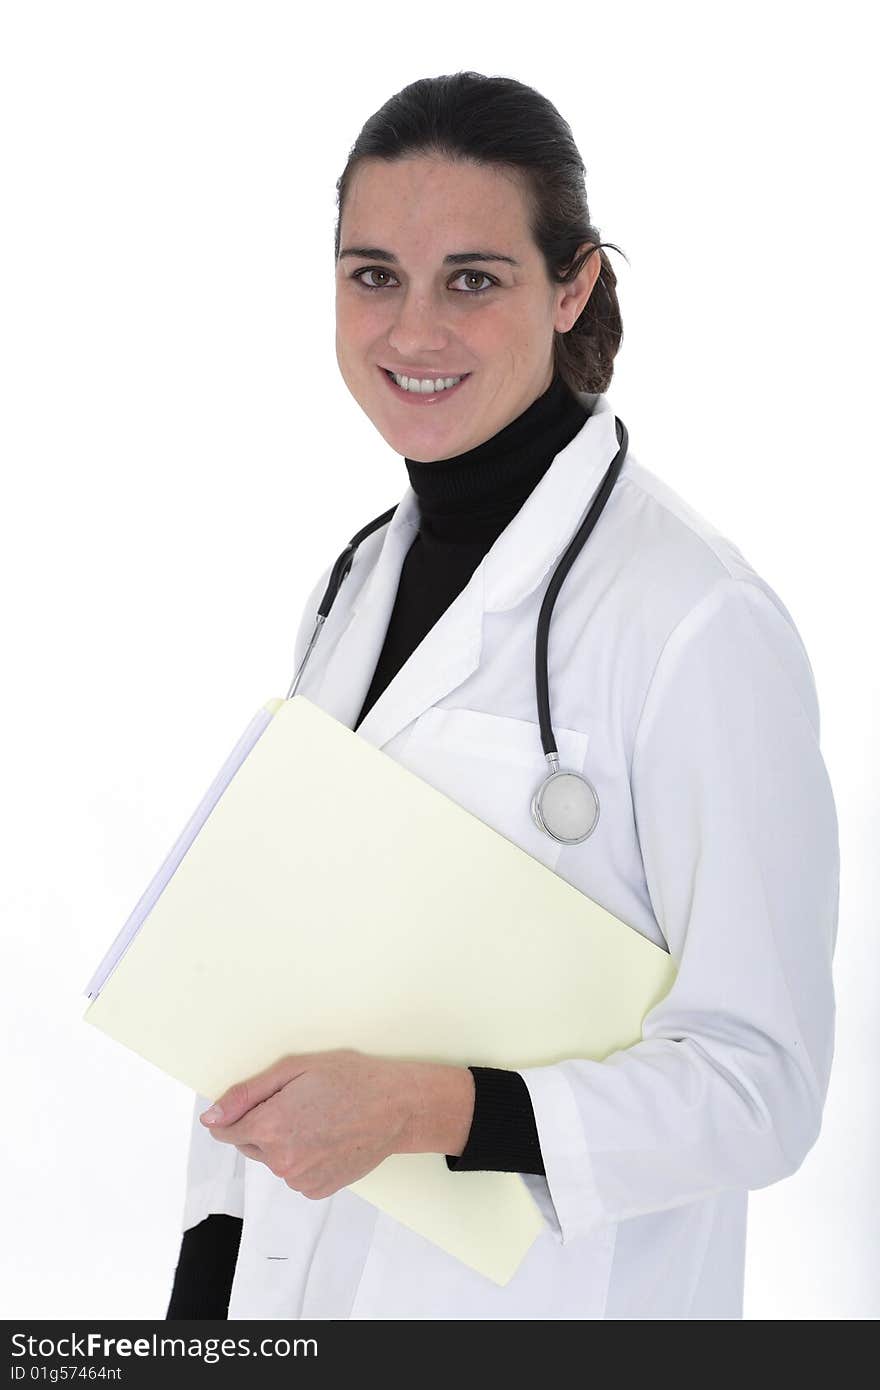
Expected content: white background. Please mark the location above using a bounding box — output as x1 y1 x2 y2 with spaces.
1 0 876 1321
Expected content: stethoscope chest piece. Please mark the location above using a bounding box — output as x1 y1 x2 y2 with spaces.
531 769 600 844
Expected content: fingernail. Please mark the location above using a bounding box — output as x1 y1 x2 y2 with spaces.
201 1104 223 1124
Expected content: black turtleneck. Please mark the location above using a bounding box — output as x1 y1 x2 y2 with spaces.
166 368 590 1319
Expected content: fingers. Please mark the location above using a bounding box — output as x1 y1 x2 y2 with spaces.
235 1142 264 1161
201 1055 311 1128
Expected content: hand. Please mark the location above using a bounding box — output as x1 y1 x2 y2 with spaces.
199 1047 418 1200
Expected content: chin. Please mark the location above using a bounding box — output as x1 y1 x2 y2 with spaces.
392 423 465 462
352 371 474 459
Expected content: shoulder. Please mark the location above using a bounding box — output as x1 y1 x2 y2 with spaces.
603 453 821 735
612 452 803 627
614 451 774 593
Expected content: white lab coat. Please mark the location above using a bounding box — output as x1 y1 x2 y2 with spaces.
177 389 839 1320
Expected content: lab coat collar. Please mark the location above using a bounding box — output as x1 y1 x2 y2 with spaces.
314 389 620 750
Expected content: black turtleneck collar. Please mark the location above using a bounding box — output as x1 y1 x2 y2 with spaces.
403 369 590 544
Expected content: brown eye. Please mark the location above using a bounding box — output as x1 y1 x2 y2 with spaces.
352 268 398 290
454 270 494 293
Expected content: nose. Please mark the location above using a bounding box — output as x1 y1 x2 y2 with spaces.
387 286 451 359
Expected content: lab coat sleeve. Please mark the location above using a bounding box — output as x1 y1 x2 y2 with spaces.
176 561 334 1233
517 576 840 1245
181 1092 246 1231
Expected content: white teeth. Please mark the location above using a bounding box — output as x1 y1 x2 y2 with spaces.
391 372 462 393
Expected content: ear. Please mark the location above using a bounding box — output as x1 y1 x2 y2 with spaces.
554 242 602 334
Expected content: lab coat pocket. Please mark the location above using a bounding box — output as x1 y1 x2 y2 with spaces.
401 706 590 874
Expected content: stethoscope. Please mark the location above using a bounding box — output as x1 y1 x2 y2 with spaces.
286 416 628 846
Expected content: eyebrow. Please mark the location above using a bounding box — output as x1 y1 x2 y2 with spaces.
338 246 520 267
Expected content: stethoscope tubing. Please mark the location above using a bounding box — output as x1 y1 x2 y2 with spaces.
535 416 627 760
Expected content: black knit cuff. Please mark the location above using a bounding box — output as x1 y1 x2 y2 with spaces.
165 1214 243 1320
445 1066 546 1175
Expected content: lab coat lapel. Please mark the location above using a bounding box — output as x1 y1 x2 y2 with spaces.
353 566 486 751
315 389 620 752
311 488 421 732
312 480 488 749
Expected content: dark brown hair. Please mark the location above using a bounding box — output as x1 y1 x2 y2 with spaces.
334 71 627 394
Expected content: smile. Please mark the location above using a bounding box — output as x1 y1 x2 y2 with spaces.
379 366 472 405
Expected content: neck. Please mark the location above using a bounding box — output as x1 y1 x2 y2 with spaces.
403 370 590 542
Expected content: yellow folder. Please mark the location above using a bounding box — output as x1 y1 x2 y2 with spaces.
83 694 677 1285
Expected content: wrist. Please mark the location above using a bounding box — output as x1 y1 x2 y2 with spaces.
395 1061 476 1157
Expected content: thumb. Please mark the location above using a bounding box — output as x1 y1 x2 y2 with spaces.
200 1056 304 1127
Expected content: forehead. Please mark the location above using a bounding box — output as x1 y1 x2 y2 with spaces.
341 156 533 252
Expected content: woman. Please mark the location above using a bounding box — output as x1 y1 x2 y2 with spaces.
166 71 839 1321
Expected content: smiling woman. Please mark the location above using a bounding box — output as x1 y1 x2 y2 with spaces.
332 149 623 461
164 69 838 1324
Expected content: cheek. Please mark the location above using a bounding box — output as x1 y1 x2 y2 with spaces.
462 298 535 355
335 291 377 343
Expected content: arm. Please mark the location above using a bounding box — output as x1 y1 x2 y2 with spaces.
398 1062 546 1175
514 578 839 1244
